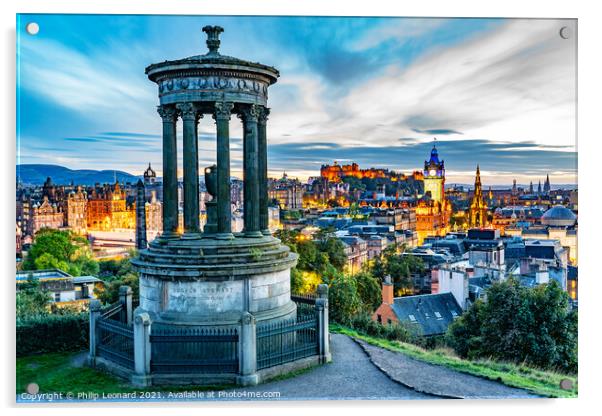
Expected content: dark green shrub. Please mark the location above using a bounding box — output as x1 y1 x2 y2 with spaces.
348 311 413 343
446 278 578 373
17 313 89 357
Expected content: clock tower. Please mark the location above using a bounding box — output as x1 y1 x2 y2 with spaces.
423 144 445 204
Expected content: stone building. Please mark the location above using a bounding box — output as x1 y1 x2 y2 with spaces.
87 182 135 230
339 235 368 274
145 190 162 233
30 196 64 234
416 145 451 244
143 163 157 185
505 205 578 265
372 276 463 335
268 172 304 210
66 186 88 234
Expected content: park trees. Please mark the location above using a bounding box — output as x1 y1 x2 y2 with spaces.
446 278 578 373
22 229 99 277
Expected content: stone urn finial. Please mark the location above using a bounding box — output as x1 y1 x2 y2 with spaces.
202 25 224 55
205 164 218 198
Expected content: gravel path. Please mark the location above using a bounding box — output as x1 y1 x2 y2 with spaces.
232 333 437 400
354 338 540 399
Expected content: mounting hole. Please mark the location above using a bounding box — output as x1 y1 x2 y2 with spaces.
26 22 40 35
26 382 39 394
559 26 571 40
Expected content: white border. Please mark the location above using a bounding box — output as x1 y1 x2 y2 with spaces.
2 1 600 415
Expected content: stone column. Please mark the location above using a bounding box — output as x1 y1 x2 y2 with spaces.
237 312 259 386
135 180 147 249
157 105 179 239
88 299 101 367
239 105 262 237
257 107 270 235
214 101 234 239
132 312 152 387
178 103 201 237
119 285 133 326
316 284 331 363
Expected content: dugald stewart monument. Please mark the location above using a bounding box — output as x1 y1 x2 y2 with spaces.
87 26 330 387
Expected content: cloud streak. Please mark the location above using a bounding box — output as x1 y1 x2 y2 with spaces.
16 15 577 186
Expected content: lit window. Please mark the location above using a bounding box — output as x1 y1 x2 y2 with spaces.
408 314 417 322
434 311 442 319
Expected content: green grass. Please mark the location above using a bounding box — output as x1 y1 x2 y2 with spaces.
332 325 577 398
16 352 233 396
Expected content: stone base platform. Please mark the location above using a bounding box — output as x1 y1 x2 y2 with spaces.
90 354 324 387
131 234 298 326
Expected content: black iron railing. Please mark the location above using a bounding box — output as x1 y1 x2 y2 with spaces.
149 327 239 374
97 313 135 370
256 312 319 370
101 301 122 320
290 292 317 305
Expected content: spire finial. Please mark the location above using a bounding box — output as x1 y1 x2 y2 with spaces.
202 25 224 55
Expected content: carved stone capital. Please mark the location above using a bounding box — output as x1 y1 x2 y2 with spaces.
213 101 234 121
176 102 201 121
157 105 178 122
237 104 260 123
258 107 270 125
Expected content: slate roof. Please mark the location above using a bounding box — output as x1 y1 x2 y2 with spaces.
391 293 462 336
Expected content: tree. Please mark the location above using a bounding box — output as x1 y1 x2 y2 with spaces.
22 229 98 277
95 272 139 305
371 247 424 295
328 273 362 324
16 275 50 319
314 235 347 272
355 270 382 312
446 278 578 373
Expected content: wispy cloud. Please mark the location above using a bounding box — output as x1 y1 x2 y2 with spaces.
16 15 576 186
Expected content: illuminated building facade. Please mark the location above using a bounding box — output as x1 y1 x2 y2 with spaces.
320 161 388 182
66 186 88 234
423 145 445 204
145 190 162 232
468 165 489 228
87 182 135 230
416 145 451 243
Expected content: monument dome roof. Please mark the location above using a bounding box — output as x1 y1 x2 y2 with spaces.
145 26 279 84
541 205 577 227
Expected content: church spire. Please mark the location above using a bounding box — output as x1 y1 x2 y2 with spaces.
544 173 551 194
469 164 488 228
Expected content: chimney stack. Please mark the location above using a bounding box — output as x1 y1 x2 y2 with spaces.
382 275 394 305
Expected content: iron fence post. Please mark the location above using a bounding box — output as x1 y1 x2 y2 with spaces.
132 312 152 387
237 312 259 386
119 285 133 325
88 299 102 367
316 284 331 363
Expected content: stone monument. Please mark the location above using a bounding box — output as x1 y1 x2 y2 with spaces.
89 26 328 388
132 25 298 334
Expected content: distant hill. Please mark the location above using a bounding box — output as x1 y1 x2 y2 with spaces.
16 164 140 186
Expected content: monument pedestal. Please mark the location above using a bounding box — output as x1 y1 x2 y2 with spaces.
132 235 298 328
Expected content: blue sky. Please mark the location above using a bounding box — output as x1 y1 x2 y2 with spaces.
16 15 577 185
